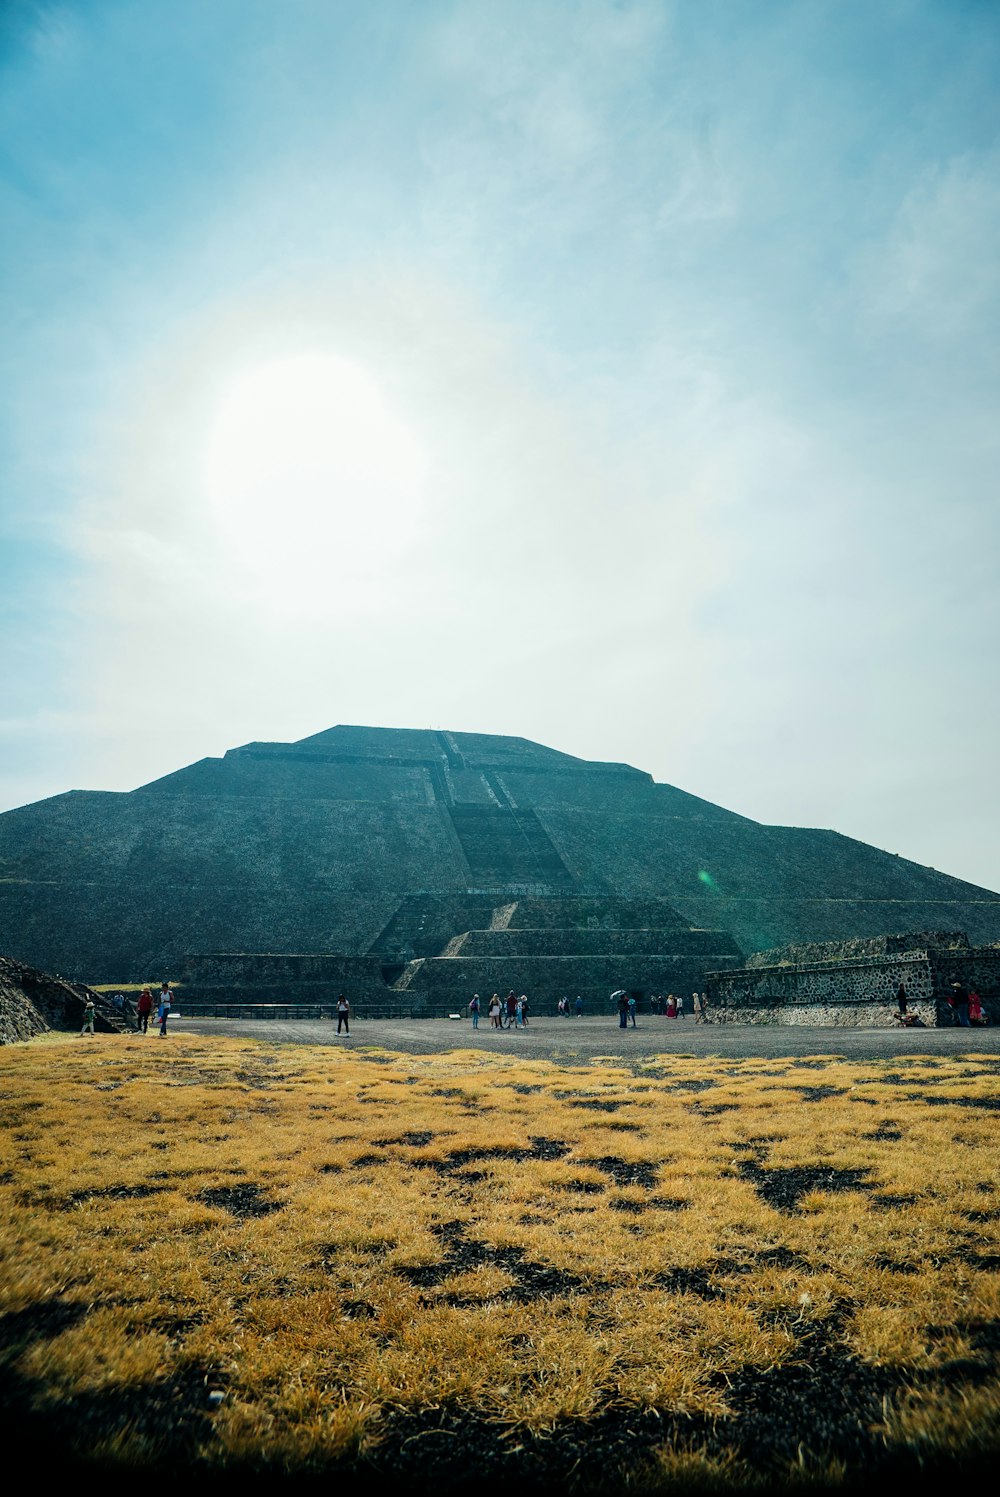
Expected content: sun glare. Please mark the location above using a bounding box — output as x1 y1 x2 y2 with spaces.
202 353 425 603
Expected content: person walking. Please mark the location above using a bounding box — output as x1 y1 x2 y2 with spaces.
694 991 708 1023
505 992 517 1029
896 982 908 1019
136 987 153 1033
628 994 637 1027
336 993 350 1035
469 993 480 1029
574 995 584 1016
520 994 530 1027
80 996 96 1036
157 991 171 1036
666 994 678 1019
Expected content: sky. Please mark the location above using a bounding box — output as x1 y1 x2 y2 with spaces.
1 0 998 891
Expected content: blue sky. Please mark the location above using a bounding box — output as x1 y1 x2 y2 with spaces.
1 0 998 890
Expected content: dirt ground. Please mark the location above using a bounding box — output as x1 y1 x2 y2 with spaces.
175 1013 1000 1061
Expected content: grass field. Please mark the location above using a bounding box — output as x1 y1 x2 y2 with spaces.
1 1032 998 1490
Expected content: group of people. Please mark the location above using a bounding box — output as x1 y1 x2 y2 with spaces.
895 979 990 1027
656 992 709 1021
80 982 174 1036
469 992 531 1028
461 989 712 1029
946 980 989 1027
612 990 708 1027
556 995 585 1016
138 983 173 1035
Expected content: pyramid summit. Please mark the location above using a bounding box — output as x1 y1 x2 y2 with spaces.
1 723 998 984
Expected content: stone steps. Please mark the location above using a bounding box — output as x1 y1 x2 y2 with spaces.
447 807 576 888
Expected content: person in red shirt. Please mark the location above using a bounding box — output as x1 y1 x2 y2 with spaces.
136 987 153 1034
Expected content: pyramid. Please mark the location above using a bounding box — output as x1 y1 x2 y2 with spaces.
1 724 997 984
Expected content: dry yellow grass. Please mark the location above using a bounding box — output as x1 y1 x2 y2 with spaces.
0 1033 997 1489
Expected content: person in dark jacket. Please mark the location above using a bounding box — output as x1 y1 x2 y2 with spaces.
950 980 971 1027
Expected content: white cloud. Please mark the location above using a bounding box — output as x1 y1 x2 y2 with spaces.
860 148 1000 341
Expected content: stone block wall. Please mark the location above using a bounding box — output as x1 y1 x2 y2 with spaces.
745 932 970 968
927 947 1000 996
708 952 935 1010
0 955 124 1039
0 958 50 1043
709 998 940 1028
385 893 744 1006
142 749 438 804
495 897 691 931
445 927 741 959
368 895 508 963
394 952 740 1005
707 938 1000 1026
179 952 392 1003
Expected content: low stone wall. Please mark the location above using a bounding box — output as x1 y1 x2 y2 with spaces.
706 937 1000 1027
707 952 935 1010
745 932 969 968
708 999 941 1027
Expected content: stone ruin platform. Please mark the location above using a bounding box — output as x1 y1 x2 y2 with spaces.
705 931 1000 1026
177 896 744 1012
391 895 743 1007
0 955 129 1043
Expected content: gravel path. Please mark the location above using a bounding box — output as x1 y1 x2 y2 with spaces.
174 1014 1000 1061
